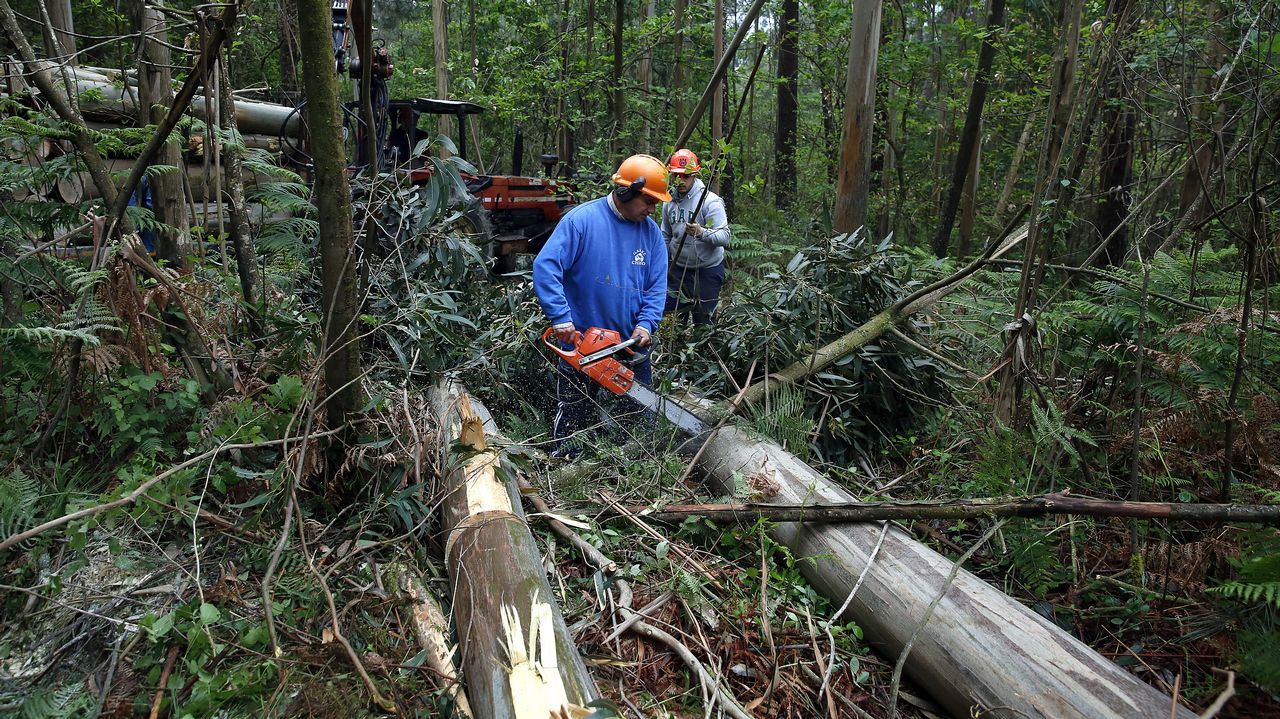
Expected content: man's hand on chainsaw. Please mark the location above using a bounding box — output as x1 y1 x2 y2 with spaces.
631 326 652 347
552 322 577 344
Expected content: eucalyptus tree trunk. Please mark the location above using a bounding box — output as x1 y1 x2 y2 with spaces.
931 0 1006 257
956 120 982 257
877 73 897 239
995 116 1033 223
612 0 624 147
639 0 655 147
43 0 75 64
709 0 724 192
429 381 600 716
693 428 1194 719
995 0 1082 424
671 0 686 135
298 0 363 428
132 0 190 268
557 0 574 173
279 0 301 103
218 56 261 314
773 0 798 206
433 0 450 139
832 0 882 235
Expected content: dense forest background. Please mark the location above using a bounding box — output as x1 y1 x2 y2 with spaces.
1 0 1278 716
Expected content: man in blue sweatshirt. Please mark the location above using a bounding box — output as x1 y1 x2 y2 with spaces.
533 154 671 455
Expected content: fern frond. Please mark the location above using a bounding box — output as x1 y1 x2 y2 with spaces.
1209 581 1280 608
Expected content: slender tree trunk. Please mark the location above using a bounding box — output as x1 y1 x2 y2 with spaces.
298 0 363 429
218 56 261 316
133 0 190 268
43 0 75 64
928 3 948 215
995 116 1033 223
710 0 724 191
1085 0 1136 266
278 0 301 104
468 0 478 86
433 0 450 140
994 0 1082 424
612 0 624 147
774 0 798 207
671 0 686 136
931 0 1006 257
557 0 574 174
877 75 897 239
639 0 655 147
956 119 982 257
833 0 882 235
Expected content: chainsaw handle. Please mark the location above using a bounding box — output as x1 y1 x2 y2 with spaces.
540 326 582 362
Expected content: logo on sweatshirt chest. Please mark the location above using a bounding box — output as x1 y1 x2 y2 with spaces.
632 249 646 266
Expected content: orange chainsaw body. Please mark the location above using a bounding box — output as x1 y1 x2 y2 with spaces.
540 327 636 394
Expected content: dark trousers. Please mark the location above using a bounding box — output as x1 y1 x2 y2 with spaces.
665 261 726 325
553 353 652 454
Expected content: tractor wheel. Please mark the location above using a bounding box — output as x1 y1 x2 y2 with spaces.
452 201 501 273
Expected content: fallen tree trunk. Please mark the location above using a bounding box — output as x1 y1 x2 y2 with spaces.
693 427 1193 718
623 495 1280 526
428 380 599 718
19 74 306 137
732 212 1029 411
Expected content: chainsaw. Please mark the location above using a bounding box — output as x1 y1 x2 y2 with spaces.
540 327 709 436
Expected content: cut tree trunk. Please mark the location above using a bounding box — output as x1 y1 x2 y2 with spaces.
692 427 1193 718
428 381 600 716
38 72 305 137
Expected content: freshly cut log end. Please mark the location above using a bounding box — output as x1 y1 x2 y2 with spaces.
695 426 1193 719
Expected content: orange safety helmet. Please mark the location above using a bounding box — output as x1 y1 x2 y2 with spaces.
667 148 701 175
611 154 672 203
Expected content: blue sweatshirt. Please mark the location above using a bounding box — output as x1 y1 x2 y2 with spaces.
533 196 668 336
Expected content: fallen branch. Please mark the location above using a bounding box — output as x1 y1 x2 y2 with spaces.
1198 671 1235 719
0 430 339 554
621 494 1280 527
397 568 474 718
731 208 1030 411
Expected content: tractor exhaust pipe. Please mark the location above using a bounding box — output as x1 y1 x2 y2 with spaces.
511 125 523 176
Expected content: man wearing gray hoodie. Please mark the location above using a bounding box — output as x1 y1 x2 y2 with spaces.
661 149 731 325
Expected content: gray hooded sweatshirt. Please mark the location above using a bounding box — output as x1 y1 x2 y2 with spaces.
660 178 730 270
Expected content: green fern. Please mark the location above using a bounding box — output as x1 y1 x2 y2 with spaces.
1208 581 1280 608
746 383 816 460
0 468 39 539
1029 400 1096 464
5 682 94 719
